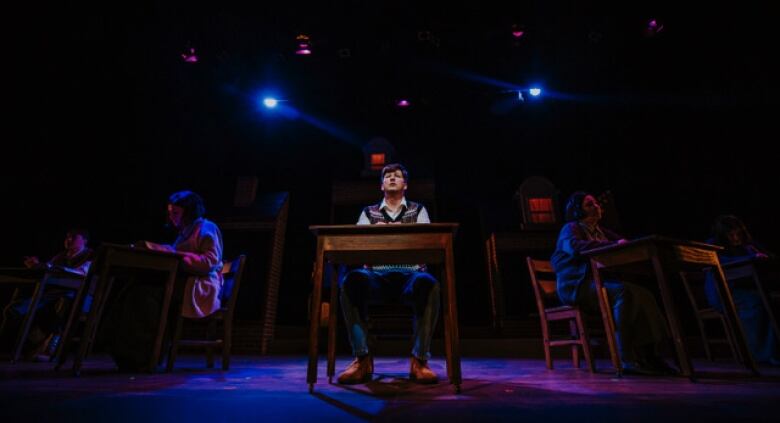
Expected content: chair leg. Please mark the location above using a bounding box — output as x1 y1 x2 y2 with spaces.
166 316 184 372
540 318 553 370
222 317 232 371
697 316 714 361
206 319 216 368
0 288 21 337
569 320 580 368
719 315 741 364
575 311 595 373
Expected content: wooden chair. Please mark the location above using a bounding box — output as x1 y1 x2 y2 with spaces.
679 271 741 362
526 257 594 372
166 255 246 371
53 246 107 370
0 268 86 363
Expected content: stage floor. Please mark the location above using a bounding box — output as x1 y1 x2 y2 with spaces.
2 355 779 422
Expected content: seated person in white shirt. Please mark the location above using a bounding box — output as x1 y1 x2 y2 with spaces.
337 163 439 385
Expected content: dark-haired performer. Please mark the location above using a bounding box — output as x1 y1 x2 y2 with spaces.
337 163 440 385
105 191 223 371
3 228 93 360
551 191 675 375
705 215 778 364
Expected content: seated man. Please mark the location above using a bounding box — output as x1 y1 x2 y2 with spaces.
337 163 440 384
3 228 93 360
550 192 676 376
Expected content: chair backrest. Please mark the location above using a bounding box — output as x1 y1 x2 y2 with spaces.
526 257 559 314
515 176 561 230
220 255 247 312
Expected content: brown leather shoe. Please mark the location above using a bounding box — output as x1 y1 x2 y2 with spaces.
409 357 438 384
337 355 374 384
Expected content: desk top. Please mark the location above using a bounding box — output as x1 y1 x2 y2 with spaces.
0 267 85 289
100 242 184 258
582 235 723 256
0 267 85 279
310 223 458 236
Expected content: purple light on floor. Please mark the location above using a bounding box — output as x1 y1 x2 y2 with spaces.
396 99 411 107
295 49 312 55
512 30 524 38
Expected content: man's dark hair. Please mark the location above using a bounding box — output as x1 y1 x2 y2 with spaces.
67 227 90 241
380 163 409 183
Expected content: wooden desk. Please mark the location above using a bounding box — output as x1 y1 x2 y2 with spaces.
0 267 85 363
583 236 758 378
73 244 181 375
307 223 461 393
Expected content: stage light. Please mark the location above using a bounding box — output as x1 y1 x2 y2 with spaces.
263 98 279 108
396 99 411 107
644 19 665 37
511 24 525 39
181 47 198 63
296 34 312 55
529 88 542 97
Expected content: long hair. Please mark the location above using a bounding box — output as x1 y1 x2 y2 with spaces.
168 190 206 226
564 191 589 222
711 214 753 247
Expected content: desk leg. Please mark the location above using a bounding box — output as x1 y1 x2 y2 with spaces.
590 260 621 376
74 267 113 376
485 235 501 331
443 241 462 392
327 263 338 383
12 275 48 363
150 268 177 372
651 256 693 378
713 265 758 375
307 240 325 392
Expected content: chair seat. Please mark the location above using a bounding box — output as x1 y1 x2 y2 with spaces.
545 305 579 320
167 255 245 372
527 258 595 373
699 308 725 319
176 339 223 347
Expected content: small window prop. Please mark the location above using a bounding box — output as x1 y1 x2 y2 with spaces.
370 153 386 170
515 176 560 230
528 197 555 224
362 137 396 177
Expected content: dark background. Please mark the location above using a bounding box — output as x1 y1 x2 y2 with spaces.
4 2 777 326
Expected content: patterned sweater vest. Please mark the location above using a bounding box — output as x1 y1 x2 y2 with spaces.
362 201 423 224
362 201 425 272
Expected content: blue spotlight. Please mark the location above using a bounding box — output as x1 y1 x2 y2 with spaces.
263 97 279 108
529 88 542 97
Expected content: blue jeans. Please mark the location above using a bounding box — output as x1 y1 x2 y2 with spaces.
705 274 778 362
577 280 668 362
339 269 440 360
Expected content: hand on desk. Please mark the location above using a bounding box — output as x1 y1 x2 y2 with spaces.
23 256 41 268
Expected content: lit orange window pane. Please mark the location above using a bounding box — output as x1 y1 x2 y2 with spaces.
528 198 553 212
370 153 386 170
